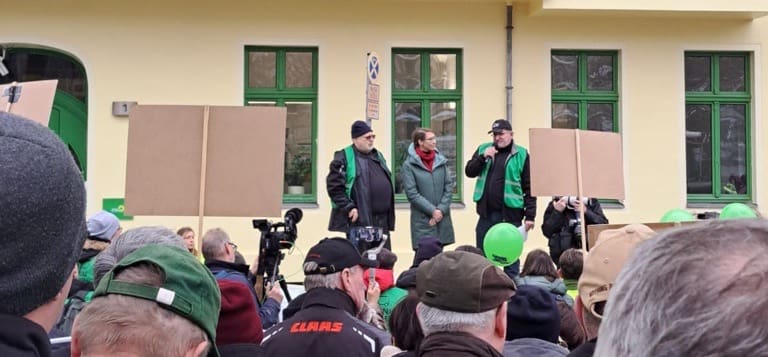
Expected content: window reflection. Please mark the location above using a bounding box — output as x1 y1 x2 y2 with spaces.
430 54 457 90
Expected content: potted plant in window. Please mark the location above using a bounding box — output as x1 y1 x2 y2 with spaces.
285 152 311 195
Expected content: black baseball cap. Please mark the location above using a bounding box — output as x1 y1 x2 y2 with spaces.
304 237 378 275
488 119 512 134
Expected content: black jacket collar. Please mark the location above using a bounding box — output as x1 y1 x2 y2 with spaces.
301 288 358 315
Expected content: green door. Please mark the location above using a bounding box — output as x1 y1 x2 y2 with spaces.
48 90 87 177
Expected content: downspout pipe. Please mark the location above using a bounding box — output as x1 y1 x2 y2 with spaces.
505 5 514 125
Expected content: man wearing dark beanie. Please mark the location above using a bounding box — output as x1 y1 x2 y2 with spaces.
327 120 395 251
0 112 87 355
503 285 569 356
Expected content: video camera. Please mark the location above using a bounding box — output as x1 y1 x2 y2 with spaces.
567 218 582 249
253 208 303 302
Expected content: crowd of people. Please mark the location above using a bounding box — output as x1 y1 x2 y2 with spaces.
2 111 768 357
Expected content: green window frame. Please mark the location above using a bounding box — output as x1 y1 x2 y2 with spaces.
244 46 318 203
551 50 620 206
391 48 463 203
551 50 619 132
684 52 752 203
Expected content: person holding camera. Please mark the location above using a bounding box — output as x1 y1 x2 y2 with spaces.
327 120 395 251
541 196 608 264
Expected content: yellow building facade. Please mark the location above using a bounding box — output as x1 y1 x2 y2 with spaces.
2 0 766 277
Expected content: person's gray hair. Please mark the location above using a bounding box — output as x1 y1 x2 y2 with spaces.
302 262 342 290
595 219 768 357
416 302 497 335
93 226 185 286
201 228 230 262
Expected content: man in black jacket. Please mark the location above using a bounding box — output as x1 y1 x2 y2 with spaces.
465 119 536 278
541 196 608 265
261 237 390 356
326 120 395 251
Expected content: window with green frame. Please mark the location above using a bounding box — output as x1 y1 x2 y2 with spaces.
244 46 317 203
551 50 619 132
684 52 751 203
391 48 462 202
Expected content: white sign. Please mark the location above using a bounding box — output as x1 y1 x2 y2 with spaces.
366 51 380 120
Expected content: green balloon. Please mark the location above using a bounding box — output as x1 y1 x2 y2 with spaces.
483 223 524 267
720 203 757 220
660 209 696 223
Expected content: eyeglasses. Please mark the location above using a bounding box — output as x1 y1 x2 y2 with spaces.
363 134 376 140
227 242 238 250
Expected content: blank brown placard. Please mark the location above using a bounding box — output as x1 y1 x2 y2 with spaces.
579 129 624 200
0 80 58 125
125 105 204 216
124 105 287 218
204 106 286 217
529 128 624 200
529 128 578 197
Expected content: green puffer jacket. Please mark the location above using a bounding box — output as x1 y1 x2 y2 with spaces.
400 143 455 249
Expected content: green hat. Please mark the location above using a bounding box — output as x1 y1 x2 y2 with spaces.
417 251 516 313
94 245 221 357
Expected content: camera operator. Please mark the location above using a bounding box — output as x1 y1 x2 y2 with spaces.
541 196 608 264
202 228 283 328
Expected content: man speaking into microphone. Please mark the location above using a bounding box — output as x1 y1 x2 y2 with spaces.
465 119 536 279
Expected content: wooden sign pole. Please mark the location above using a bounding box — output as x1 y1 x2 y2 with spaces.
574 130 588 251
197 105 211 254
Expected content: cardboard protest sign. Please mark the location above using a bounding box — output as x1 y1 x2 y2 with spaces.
529 128 624 199
0 80 58 125
529 128 625 251
125 105 287 218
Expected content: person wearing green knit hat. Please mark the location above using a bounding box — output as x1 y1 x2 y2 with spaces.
71 245 221 357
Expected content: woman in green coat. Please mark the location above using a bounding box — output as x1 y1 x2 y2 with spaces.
401 128 456 250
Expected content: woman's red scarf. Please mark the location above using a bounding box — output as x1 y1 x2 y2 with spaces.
416 147 435 172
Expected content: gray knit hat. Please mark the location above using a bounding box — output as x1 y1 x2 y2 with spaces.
0 112 87 316
87 210 120 241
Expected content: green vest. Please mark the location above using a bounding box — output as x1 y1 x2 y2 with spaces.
331 145 387 208
472 143 527 208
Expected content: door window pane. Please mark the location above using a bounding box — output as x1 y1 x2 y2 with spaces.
552 103 578 129
284 102 313 194
286 52 313 88
719 56 746 92
551 55 578 91
1 52 87 102
685 104 712 194
587 103 614 132
248 51 276 88
394 102 422 193
719 104 747 194
431 102 458 193
394 53 421 90
430 54 457 90
685 56 711 92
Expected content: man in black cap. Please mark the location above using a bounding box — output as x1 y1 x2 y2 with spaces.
465 119 536 278
326 120 395 251
261 237 390 356
0 112 87 355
